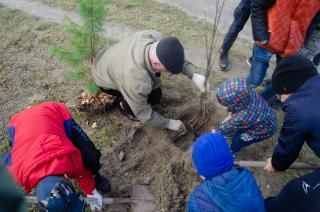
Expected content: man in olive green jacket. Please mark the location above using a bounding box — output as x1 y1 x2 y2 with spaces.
92 30 208 131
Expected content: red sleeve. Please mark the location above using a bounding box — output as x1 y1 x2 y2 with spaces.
53 102 73 121
75 168 96 195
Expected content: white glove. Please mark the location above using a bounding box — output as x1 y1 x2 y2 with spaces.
192 73 210 93
87 189 103 211
166 119 185 131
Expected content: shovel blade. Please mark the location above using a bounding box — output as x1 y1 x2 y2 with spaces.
131 185 156 212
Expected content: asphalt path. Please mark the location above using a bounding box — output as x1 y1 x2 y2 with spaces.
155 0 252 40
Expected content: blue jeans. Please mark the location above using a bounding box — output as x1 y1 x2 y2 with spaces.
221 0 251 52
231 132 264 153
247 44 273 87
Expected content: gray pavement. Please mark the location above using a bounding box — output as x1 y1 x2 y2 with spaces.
155 0 252 39
0 0 135 40
0 0 207 68
0 0 252 70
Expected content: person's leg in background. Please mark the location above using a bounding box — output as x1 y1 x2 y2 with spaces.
304 12 320 46
218 0 251 71
259 55 283 110
299 12 320 64
247 44 273 88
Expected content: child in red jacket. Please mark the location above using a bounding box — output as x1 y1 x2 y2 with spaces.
5 101 110 211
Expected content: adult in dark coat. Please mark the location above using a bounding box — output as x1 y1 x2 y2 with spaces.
264 55 320 212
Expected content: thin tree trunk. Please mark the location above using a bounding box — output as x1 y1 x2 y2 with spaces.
90 0 94 63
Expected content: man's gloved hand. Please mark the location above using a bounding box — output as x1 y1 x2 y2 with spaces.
166 119 185 131
87 189 103 211
192 73 210 93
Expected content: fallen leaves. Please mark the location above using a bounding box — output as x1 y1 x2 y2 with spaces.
76 91 116 113
80 92 114 105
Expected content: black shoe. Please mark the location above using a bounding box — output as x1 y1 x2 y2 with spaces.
218 51 229 71
267 96 283 110
94 173 111 193
118 100 139 121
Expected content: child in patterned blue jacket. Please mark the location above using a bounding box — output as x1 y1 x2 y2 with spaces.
214 77 277 154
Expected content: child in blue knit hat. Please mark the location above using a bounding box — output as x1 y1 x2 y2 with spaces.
187 132 265 212
214 77 277 155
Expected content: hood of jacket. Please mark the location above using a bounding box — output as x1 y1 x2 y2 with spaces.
217 78 253 113
189 167 265 212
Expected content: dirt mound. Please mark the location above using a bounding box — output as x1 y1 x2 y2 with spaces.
93 94 215 211
99 127 191 211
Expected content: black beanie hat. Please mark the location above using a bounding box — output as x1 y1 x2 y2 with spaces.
156 37 184 74
272 55 318 94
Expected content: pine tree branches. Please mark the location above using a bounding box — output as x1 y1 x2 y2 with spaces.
50 0 112 95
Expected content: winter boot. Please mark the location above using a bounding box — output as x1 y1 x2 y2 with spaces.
94 173 111 193
218 50 229 71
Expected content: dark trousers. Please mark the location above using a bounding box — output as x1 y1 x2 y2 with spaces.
231 132 264 153
69 121 102 175
102 87 162 114
265 169 320 212
304 11 320 46
221 0 251 52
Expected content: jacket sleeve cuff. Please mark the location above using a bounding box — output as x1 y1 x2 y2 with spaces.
76 171 96 195
271 157 290 172
182 61 196 79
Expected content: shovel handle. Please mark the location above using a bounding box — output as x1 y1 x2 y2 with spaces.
24 196 152 205
234 160 319 170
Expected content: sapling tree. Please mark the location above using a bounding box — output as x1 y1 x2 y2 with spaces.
170 0 226 142
50 0 111 95
190 0 225 131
